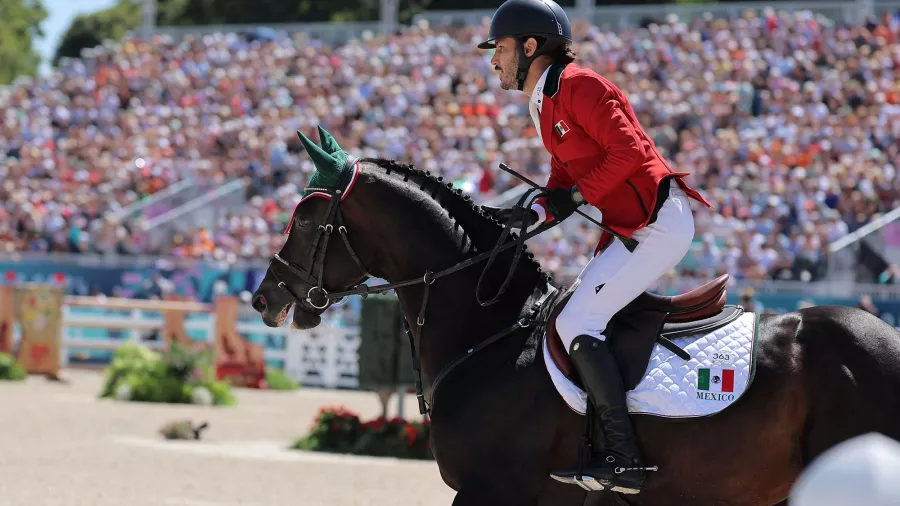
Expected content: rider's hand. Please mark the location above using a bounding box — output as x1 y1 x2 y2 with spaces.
544 187 581 222
482 206 538 229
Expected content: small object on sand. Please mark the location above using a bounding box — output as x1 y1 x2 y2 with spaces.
159 420 210 440
45 372 69 384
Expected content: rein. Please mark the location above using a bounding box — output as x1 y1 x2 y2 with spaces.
270 168 560 416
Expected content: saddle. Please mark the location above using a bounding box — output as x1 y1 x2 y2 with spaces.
545 274 740 391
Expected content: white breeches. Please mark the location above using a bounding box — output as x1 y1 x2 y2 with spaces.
555 184 695 351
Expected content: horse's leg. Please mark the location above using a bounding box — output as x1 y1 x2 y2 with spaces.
535 477 596 506
450 471 592 506
450 481 540 506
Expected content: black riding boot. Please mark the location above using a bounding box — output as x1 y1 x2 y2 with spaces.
550 334 647 494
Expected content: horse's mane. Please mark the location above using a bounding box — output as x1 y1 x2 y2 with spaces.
360 157 553 289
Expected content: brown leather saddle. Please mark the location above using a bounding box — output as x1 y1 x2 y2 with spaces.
544 274 741 391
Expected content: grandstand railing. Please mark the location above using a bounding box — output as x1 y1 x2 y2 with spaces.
4 250 898 298
552 262 900 299
148 21 384 45
137 178 249 251
104 177 203 224
829 207 900 258
876 0 900 14
826 207 900 283
135 0 898 46
412 0 880 30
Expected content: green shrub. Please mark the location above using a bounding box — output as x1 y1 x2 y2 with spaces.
0 353 26 381
100 342 235 406
265 367 299 391
201 378 236 405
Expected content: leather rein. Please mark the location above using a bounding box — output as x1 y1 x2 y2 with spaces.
267 164 561 415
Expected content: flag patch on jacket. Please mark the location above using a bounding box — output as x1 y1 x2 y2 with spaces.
554 120 570 137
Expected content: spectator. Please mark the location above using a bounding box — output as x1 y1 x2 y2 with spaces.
0 10 898 288
739 287 757 312
858 294 881 317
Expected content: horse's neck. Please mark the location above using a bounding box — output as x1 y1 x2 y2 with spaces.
381 213 539 387
393 266 536 388
354 164 544 386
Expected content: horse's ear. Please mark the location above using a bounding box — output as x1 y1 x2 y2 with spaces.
317 125 342 156
297 130 339 175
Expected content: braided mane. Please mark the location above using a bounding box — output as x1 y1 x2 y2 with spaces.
361 157 553 288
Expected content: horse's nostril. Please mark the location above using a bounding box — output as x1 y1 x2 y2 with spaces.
251 294 267 312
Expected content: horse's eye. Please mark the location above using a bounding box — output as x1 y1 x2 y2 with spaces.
295 215 312 228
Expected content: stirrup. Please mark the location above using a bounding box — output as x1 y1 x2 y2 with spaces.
549 436 607 491
550 453 659 492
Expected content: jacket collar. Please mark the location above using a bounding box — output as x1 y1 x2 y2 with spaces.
542 64 566 99
529 66 550 113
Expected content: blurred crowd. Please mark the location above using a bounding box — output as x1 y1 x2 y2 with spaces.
2 8 899 285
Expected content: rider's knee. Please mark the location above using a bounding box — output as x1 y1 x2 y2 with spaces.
556 303 610 352
555 310 582 352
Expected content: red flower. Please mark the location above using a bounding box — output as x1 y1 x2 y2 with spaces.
316 405 360 423
403 424 418 446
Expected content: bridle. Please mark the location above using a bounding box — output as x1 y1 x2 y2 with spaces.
269 181 372 313
267 160 562 415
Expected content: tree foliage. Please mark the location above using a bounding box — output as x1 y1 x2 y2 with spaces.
54 1 141 65
0 0 48 85
50 0 580 71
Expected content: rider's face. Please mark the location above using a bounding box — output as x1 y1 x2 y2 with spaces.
490 37 520 90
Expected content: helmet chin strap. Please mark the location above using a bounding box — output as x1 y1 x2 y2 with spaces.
515 41 534 91
515 38 556 91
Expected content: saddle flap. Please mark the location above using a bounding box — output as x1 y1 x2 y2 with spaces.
545 284 667 392
607 309 669 391
546 283 578 380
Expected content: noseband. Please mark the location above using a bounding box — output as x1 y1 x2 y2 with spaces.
269 166 561 414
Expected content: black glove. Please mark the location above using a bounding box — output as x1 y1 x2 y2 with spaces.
544 187 580 221
482 205 539 229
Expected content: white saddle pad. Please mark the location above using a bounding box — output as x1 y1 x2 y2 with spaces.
543 311 758 419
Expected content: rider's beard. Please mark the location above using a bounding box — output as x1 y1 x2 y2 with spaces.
499 55 518 90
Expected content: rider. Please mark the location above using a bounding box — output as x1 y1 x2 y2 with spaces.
478 0 712 494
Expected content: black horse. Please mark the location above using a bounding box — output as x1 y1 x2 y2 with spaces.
251 133 900 506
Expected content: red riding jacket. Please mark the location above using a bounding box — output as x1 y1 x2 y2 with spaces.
533 64 712 252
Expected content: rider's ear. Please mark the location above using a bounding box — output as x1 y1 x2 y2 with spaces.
523 38 538 58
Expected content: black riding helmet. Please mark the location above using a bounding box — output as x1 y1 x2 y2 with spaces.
478 0 573 91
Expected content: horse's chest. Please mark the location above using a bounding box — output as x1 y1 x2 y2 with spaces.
428 415 490 488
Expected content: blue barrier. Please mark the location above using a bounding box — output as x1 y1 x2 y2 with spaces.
0 259 267 302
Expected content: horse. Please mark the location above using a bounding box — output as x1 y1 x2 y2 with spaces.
250 131 900 506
